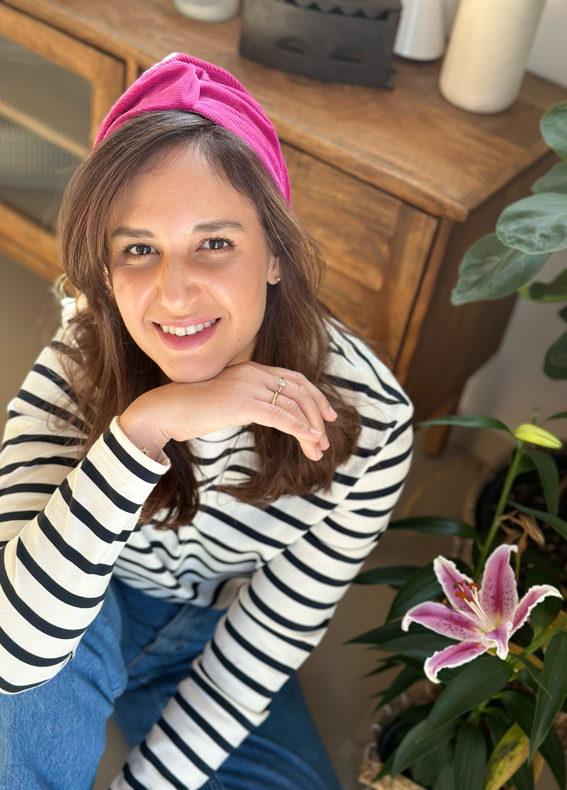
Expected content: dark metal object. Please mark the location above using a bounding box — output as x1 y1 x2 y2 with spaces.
239 0 402 89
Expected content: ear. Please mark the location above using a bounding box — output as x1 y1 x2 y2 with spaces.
266 253 281 285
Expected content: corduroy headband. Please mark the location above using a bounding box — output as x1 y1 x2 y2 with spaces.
94 52 291 205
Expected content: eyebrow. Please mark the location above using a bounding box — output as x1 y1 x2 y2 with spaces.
110 219 245 239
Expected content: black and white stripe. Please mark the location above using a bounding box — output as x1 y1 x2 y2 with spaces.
0 300 413 789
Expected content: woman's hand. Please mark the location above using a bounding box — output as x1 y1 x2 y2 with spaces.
119 362 337 462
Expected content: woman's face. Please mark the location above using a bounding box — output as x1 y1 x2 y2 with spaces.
107 145 280 383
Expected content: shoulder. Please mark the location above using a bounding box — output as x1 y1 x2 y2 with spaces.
323 318 414 461
6 298 85 432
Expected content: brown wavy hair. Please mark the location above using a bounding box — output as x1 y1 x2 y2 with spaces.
56 110 363 529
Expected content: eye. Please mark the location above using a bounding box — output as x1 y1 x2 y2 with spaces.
201 237 235 252
121 243 157 256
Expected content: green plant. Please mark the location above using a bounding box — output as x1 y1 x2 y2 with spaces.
451 101 567 379
350 413 567 790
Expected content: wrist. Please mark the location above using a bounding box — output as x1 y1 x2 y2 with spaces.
116 406 167 463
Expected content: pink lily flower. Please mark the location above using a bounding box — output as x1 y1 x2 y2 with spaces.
401 544 562 683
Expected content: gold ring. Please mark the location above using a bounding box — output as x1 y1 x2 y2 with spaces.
270 377 288 406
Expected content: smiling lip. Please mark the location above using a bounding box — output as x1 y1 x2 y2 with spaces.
154 318 220 350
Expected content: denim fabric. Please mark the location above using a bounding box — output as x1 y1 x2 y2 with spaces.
0 577 342 790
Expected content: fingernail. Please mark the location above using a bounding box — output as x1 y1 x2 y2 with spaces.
310 429 322 437
329 406 337 419
316 447 323 459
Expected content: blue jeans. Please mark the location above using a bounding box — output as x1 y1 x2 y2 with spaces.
0 576 342 790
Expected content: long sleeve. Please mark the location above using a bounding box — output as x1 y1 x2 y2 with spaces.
112 401 413 790
0 340 170 694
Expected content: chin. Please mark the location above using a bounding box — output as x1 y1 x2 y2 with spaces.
158 353 235 384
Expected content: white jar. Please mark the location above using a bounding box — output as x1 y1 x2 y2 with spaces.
439 0 547 114
394 0 446 61
173 0 240 22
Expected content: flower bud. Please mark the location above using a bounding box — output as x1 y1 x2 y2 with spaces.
513 424 562 448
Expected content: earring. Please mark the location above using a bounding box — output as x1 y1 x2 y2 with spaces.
275 277 281 283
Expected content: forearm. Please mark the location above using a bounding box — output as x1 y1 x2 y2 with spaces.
0 418 168 694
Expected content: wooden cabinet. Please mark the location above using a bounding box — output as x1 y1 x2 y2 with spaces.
0 3 124 279
1 0 566 451
283 144 438 361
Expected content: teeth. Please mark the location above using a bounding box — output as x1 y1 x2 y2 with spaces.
160 319 216 336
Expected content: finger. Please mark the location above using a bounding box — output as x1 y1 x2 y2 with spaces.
253 400 323 455
273 384 329 452
267 368 337 423
270 393 324 460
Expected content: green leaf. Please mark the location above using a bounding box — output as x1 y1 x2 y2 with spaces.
423 656 513 738
496 193 567 254
453 722 487 790
507 500 567 541
353 565 419 586
501 690 566 790
489 698 537 790
511 757 535 790
526 449 560 515
413 741 454 787
527 269 567 302
484 707 513 748
391 718 458 778
346 619 404 645
363 655 407 678
387 562 441 622
513 654 551 697
416 415 512 433
532 163 567 196
544 330 567 380
530 631 567 760
348 621 456 662
451 233 549 304
544 411 567 423
388 516 480 546
531 595 563 640
516 452 537 476
373 632 456 662
484 723 530 790
541 101 567 162
436 760 456 790
373 664 424 712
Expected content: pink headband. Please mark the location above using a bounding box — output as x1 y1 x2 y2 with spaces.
94 53 291 205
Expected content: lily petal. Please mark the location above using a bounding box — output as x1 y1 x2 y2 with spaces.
424 641 488 683
434 556 476 613
402 601 483 640
479 544 518 625
482 622 513 660
511 584 563 634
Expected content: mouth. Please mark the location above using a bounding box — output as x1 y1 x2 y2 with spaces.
153 318 221 350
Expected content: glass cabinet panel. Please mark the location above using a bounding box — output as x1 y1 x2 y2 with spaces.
0 34 91 233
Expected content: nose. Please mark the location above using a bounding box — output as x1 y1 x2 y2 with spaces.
156 253 202 312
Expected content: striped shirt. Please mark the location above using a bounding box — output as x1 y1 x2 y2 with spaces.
0 298 413 789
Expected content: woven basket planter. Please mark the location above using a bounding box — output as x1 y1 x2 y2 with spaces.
358 679 440 790
358 678 567 789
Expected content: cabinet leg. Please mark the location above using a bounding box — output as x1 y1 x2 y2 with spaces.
422 392 461 457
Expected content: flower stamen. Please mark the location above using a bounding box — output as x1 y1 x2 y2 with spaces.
453 579 495 632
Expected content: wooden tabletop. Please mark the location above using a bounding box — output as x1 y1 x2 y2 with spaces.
6 0 567 221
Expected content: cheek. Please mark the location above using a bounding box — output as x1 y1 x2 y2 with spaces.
112 270 153 321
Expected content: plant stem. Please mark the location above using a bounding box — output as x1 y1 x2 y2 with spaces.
522 615 567 657
474 442 524 579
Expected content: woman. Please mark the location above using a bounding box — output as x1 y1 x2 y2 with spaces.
0 54 413 790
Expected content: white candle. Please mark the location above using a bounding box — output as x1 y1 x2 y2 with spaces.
439 0 547 113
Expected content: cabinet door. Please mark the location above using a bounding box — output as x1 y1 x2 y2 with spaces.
282 144 438 364
0 4 124 279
